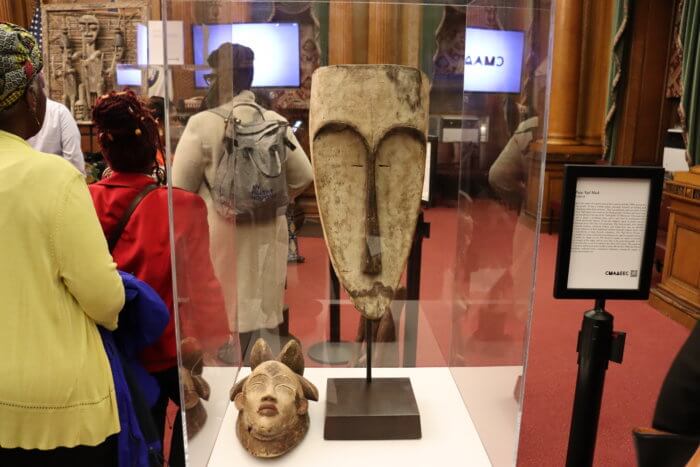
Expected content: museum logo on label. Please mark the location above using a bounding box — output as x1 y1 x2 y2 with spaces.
604 270 638 277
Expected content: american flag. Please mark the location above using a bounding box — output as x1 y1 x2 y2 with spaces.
28 1 42 50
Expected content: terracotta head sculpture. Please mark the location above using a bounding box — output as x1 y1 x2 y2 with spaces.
310 65 430 320
181 338 210 438
230 339 319 458
73 99 87 120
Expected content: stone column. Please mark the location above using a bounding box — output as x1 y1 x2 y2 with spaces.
368 3 399 64
578 0 614 146
329 0 354 64
547 0 585 144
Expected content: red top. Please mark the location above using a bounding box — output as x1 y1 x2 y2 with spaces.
89 172 229 372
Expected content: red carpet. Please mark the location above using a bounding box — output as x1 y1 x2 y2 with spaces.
517 233 690 467
283 206 691 466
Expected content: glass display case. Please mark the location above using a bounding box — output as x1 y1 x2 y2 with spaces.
150 1 554 465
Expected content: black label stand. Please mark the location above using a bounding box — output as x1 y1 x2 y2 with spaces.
553 165 663 466
566 299 626 467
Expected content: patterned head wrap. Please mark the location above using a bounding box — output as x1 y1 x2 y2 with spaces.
0 22 43 111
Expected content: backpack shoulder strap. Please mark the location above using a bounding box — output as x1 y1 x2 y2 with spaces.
108 183 159 253
207 107 232 123
208 102 266 123
231 102 266 120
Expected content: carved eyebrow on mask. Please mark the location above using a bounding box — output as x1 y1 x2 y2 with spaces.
313 122 426 276
248 374 270 384
313 122 426 154
273 374 294 383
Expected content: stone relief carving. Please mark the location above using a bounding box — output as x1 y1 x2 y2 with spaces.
43 3 145 122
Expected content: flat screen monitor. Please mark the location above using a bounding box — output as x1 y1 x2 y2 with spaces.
116 66 142 87
137 23 148 66
463 27 525 93
192 23 301 88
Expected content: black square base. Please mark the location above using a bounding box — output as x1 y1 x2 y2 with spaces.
324 377 421 440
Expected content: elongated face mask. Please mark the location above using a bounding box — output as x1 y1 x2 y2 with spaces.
310 65 429 320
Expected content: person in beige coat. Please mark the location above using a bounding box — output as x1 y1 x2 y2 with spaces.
173 43 313 357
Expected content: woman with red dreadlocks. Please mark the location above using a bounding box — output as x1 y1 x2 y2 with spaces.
88 90 231 467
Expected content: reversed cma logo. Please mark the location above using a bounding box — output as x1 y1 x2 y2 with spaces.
465 55 505 67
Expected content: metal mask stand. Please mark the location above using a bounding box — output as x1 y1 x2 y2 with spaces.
320 213 429 440
323 316 422 440
308 212 430 367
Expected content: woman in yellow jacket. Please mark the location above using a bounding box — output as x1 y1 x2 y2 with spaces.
0 23 125 466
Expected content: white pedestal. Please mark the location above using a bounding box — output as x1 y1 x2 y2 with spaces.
196 367 493 467
184 366 239 467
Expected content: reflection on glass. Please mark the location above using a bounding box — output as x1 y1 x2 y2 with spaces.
448 5 551 467
172 41 312 362
155 2 551 466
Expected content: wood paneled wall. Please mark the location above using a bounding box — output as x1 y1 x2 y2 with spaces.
328 0 422 67
578 0 614 146
1 0 33 27
547 0 585 145
613 0 677 166
328 0 353 65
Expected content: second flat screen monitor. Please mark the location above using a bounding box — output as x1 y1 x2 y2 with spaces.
463 27 525 93
193 23 300 88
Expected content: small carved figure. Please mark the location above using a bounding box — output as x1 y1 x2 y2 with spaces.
230 339 318 458
109 27 126 86
55 28 78 114
73 15 104 110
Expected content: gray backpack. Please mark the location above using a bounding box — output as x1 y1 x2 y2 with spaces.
208 102 290 221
